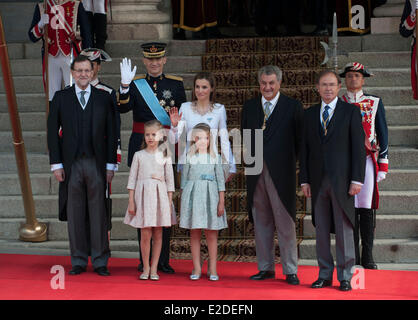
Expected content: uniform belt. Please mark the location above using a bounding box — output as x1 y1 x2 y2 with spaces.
132 121 170 134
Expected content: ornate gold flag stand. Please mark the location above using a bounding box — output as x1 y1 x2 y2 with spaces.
0 13 47 242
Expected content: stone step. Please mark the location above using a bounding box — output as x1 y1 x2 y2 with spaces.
0 144 415 176
0 214 252 241
337 34 411 53
337 51 410 68
0 124 414 153
385 106 418 126
303 215 418 239
0 167 416 197
5 40 206 60
371 17 402 34
7 57 202 77
379 169 418 191
2 87 416 116
0 190 417 220
362 87 417 106
373 3 404 17
299 239 418 263
0 236 416 263
3 68 414 95
0 238 271 263
3 103 417 132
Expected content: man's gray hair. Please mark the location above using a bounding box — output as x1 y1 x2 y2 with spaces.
258 65 283 83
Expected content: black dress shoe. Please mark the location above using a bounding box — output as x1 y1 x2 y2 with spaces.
250 271 275 280
138 263 143 272
94 266 110 276
362 262 378 270
339 280 352 291
311 278 332 288
69 265 86 275
285 274 300 285
158 264 175 274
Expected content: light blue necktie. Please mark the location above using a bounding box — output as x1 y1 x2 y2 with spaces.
264 101 272 119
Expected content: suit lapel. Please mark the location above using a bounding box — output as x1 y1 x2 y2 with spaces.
71 86 80 139
87 87 95 136
264 94 289 139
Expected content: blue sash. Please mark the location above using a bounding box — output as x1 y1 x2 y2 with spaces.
133 79 171 126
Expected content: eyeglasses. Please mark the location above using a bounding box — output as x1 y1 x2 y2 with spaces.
73 69 92 74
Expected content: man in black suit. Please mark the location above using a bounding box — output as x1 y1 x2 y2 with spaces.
47 55 117 276
241 65 304 285
299 70 366 291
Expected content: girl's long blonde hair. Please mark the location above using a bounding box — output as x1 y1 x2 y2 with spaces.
187 123 217 159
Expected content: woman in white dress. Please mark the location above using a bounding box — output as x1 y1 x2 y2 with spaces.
169 72 236 181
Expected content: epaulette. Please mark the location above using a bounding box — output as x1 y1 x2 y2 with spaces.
133 75 146 80
165 74 183 81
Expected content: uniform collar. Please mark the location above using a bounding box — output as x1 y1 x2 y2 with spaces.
346 89 364 102
90 78 99 87
147 73 164 81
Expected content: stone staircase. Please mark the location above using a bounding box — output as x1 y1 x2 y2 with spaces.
371 0 405 34
0 34 417 266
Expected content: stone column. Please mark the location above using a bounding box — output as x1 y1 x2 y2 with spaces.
107 0 172 40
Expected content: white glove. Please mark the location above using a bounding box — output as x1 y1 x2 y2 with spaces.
120 57 137 86
410 0 418 11
377 171 387 183
38 13 49 29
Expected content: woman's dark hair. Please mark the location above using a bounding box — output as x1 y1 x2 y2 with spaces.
191 71 216 102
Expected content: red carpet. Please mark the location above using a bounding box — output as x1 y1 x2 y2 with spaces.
0 253 417 300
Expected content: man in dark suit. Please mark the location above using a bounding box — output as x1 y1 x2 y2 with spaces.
241 65 304 285
299 70 366 291
47 54 117 276
118 42 187 274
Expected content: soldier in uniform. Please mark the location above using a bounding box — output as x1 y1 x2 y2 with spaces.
28 0 92 101
340 62 389 270
400 0 418 100
82 0 108 49
118 42 187 274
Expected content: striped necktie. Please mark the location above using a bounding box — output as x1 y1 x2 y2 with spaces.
80 90 86 107
322 105 330 130
264 101 272 119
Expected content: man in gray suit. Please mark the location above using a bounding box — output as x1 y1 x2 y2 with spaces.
299 70 366 291
241 65 304 285
47 55 117 276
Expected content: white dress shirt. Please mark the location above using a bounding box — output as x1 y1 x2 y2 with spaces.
261 91 280 116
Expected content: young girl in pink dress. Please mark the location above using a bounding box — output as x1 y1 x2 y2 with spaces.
124 120 175 281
